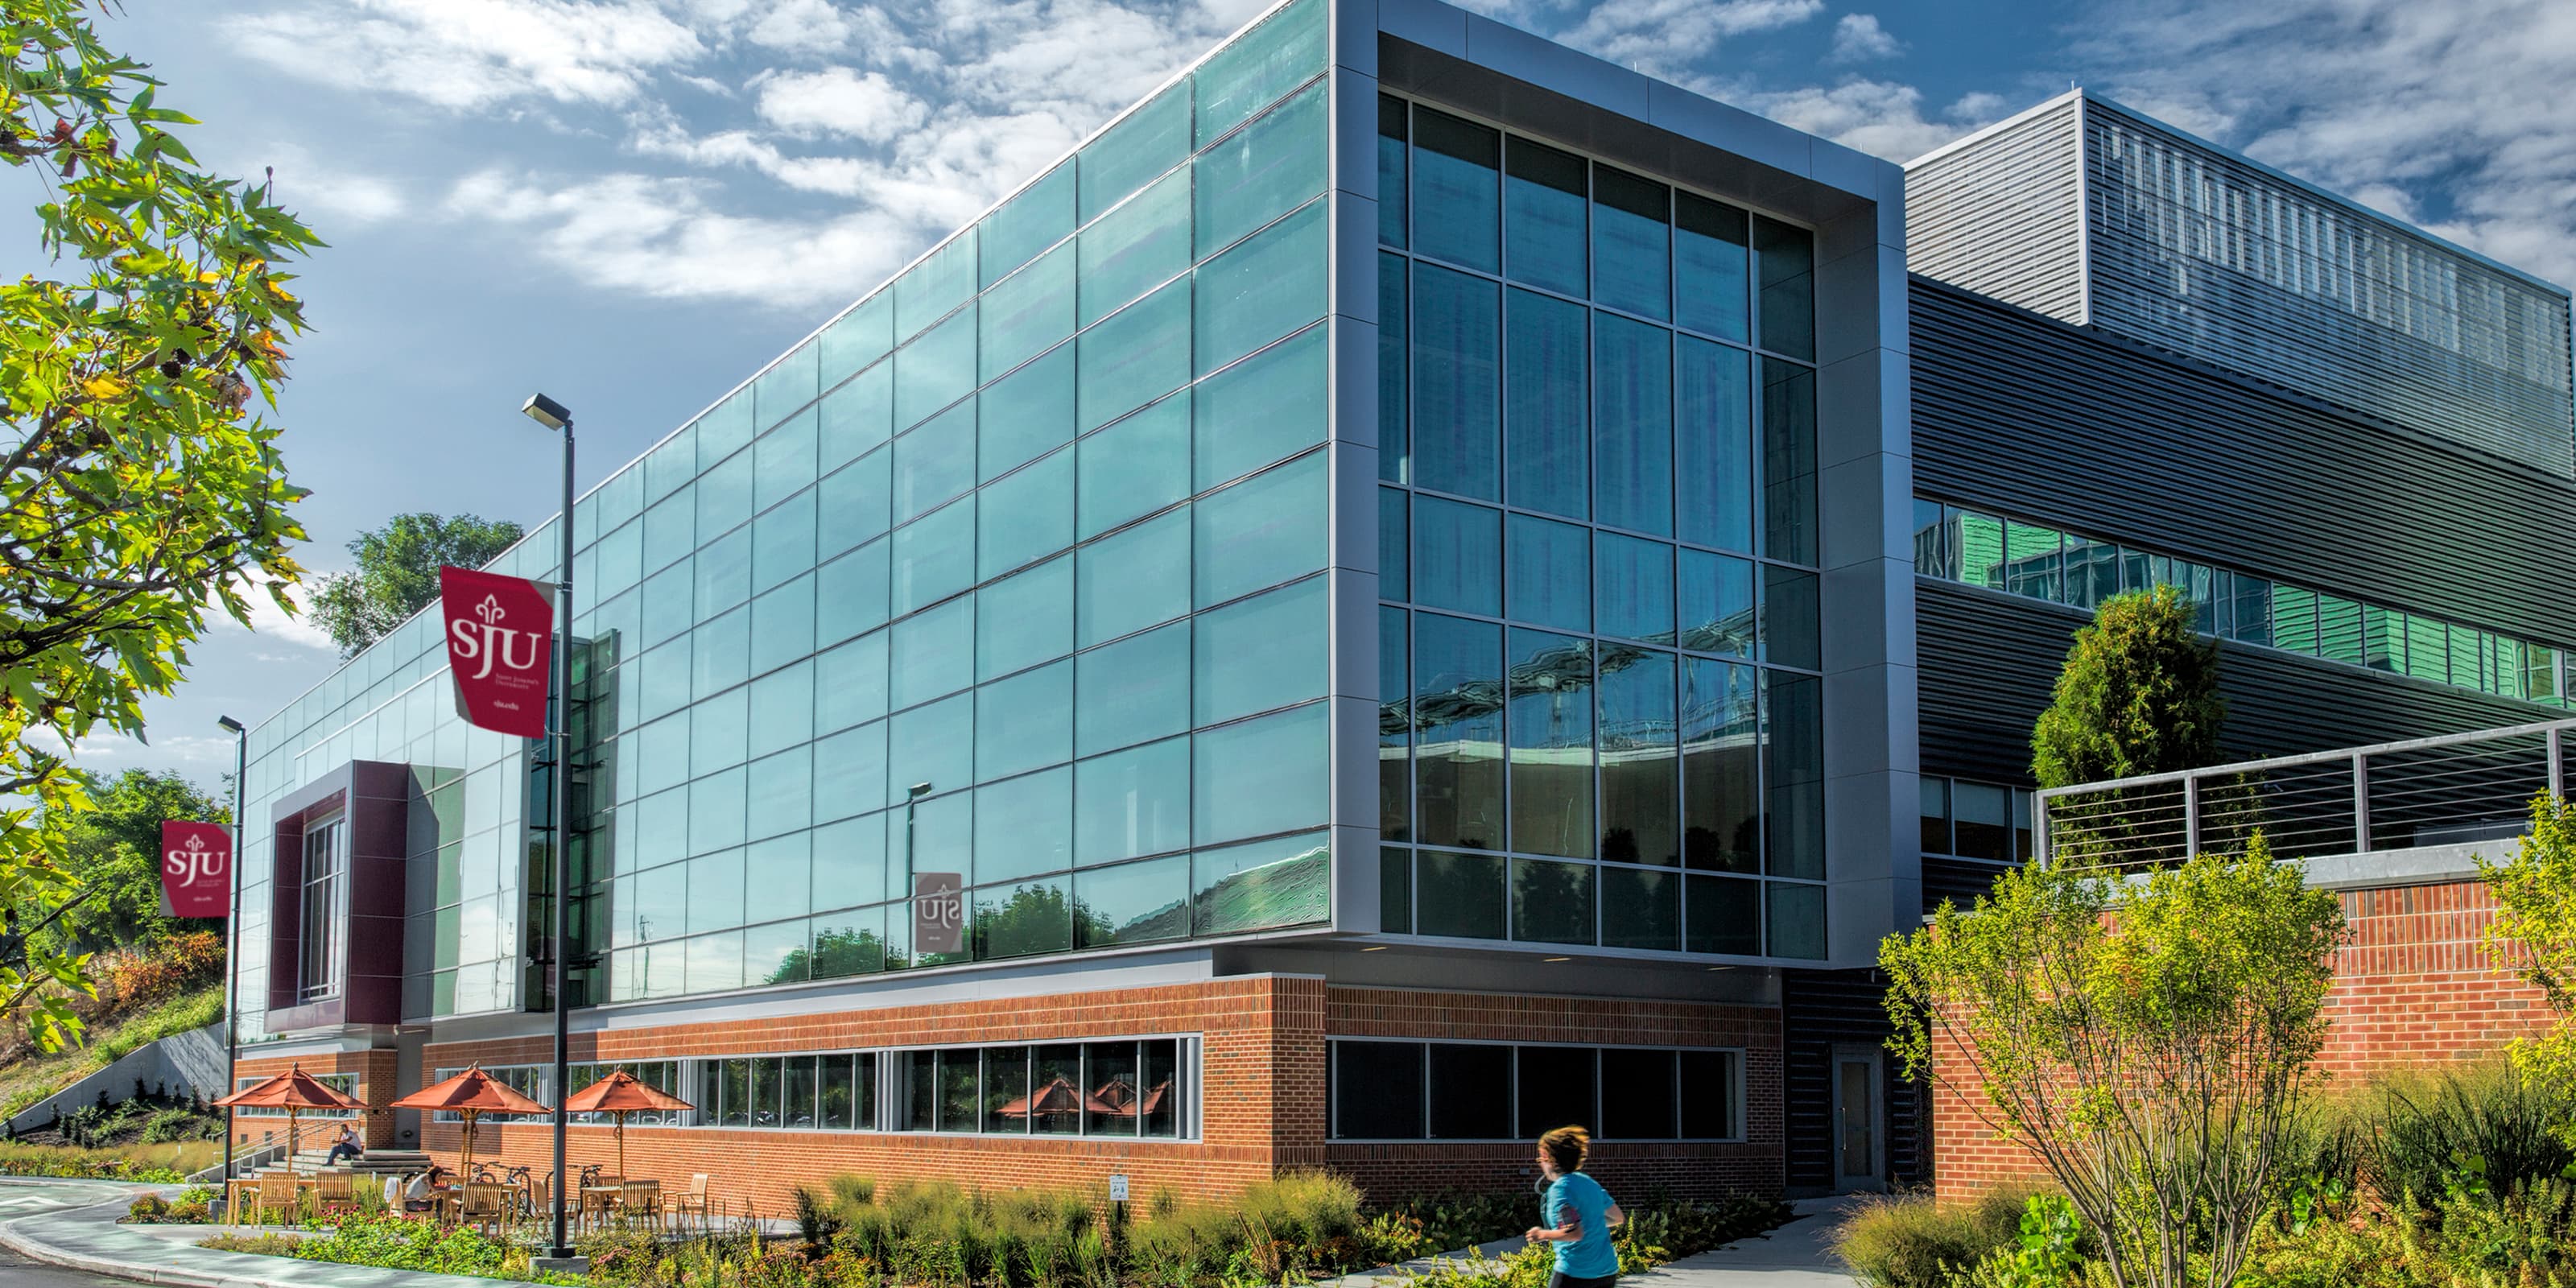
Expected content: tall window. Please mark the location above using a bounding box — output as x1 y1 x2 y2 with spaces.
299 816 346 1001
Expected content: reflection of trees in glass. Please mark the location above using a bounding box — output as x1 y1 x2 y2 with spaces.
767 924 886 985
973 884 1074 959
1192 843 1329 935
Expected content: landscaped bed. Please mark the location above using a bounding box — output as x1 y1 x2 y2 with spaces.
193 1171 1791 1286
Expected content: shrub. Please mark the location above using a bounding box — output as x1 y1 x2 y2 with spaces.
126 1194 167 1221
1835 1187 2046 1288
2365 1061 2576 1206
1377 1190 1540 1253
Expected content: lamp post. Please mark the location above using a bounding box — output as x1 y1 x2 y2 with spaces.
520 392 579 1269
903 782 932 958
216 715 246 1191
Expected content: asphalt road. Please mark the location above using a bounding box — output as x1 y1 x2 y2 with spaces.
0 1239 137 1286
0 1179 149 1287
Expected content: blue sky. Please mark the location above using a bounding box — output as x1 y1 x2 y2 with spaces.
41 0 2574 788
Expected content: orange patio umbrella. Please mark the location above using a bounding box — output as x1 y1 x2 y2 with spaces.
212 1064 368 1172
389 1065 551 1180
561 1069 693 1183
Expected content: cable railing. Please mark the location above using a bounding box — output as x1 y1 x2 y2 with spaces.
2036 717 2573 869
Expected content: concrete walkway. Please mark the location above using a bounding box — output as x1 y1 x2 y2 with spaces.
1637 1198 1859 1287
0 1178 512 1288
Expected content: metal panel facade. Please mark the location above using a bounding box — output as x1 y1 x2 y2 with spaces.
1901 94 2087 327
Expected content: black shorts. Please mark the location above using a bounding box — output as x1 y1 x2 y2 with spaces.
1550 1274 1616 1288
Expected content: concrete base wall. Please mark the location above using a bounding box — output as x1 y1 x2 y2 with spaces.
6 1022 229 1135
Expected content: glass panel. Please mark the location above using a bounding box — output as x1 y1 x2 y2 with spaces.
1768 881 1826 960
1598 534 1675 643
1194 452 1325 608
1920 777 1951 854
820 1055 861 1129
758 407 819 513
890 496 975 616
895 303 977 431
973 661 1072 783
1191 830 1328 934
821 358 894 478
1761 357 1816 565
1080 396 1191 540
1508 630 1592 859
1763 566 1819 671
1503 136 1585 297
1753 215 1814 361
1414 613 1505 852
1603 865 1679 950
1080 82 1190 224
686 846 745 934
975 876 1071 957
1074 853 1191 947
1412 262 1501 499
1505 288 1588 520
1380 487 1410 604
902 1050 936 1129
890 596 974 709
822 293 894 389
1193 0 1322 147
1195 323 1326 490
1411 107 1499 274
979 242 1075 384
1080 167 1190 328
896 232 977 344
1084 1041 1141 1137
1601 1047 1678 1139
887 694 972 804
818 447 890 563
1076 508 1190 646
1412 496 1501 617
976 555 1073 681
1679 657 1756 873
936 1048 980 1131
2318 595 2365 666
1379 844 1410 931
1507 514 1590 634
2271 584 2320 654
814 721 889 821
893 406 977 528
978 448 1074 581
1766 674 1824 879
1379 250 1409 483
1595 315 1673 535
1030 1044 1086 1134
1191 703 1329 845
1381 608 1410 843
980 343 1076 481
1686 873 1760 953
1080 278 1191 433
1514 1045 1595 1139
1678 549 1756 657
1427 1042 1511 1140
1416 849 1504 938
1512 857 1594 944
1075 620 1191 756
1075 735 1191 865
2404 613 2447 682
782 1054 819 1127
1600 648 1678 865
1377 95 1406 249
1592 166 1670 320
2060 534 2116 609
1953 782 2008 861
982 162 1075 288
1335 1041 1424 1138
816 539 891 647
1195 80 1325 258
1195 576 1327 726
1676 339 1752 555
1141 1041 1181 1138
1675 193 1750 343
1195 199 1326 375
1679 1051 1736 1138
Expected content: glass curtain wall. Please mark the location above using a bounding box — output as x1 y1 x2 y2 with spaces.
1374 96 1828 960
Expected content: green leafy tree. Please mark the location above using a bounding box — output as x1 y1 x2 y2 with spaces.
43 769 225 956
2032 585 2226 790
0 0 316 1051
1882 840 2347 1288
308 512 524 657
2478 793 2576 1092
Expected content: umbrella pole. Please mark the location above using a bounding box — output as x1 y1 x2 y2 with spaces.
615 1111 626 1187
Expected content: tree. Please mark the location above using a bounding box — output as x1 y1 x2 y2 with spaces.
1882 840 2347 1288
42 768 225 956
2478 793 2576 1092
2032 585 2225 790
308 512 524 656
0 1 318 1051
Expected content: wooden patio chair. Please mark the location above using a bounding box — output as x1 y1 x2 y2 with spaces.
255 1173 301 1226
619 1179 662 1231
315 1170 354 1215
460 1182 508 1233
669 1173 712 1228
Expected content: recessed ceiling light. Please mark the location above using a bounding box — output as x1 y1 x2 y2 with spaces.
1360 945 1387 952
1543 956 1572 963
1707 965 1732 972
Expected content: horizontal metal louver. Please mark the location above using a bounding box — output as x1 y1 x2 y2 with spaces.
1903 95 2087 325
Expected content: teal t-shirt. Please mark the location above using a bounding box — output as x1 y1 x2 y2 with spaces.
1544 1171 1617 1278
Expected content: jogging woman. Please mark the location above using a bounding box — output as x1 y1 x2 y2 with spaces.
1525 1125 1625 1288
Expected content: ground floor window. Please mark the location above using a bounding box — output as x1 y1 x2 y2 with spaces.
232 1072 359 1119
1327 1039 1742 1141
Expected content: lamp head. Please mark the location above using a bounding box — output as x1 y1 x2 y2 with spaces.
907 782 934 799
521 392 572 431
217 716 246 734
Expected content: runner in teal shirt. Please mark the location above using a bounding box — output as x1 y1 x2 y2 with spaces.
1526 1126 1624 1286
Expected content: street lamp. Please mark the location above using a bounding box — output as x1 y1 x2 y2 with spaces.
521 392 578 1270
903 782 933 954
216 715 246 1192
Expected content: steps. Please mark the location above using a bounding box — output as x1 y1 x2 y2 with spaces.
282 1148 434 1178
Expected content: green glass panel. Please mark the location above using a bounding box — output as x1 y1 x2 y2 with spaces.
1080 395 1191 540
895 303 978 431
974 661 1072 782
893 401 977 524
1190 830 1327 935
980 161 1075 288
895 229 977 342
815 539 890 646
1192 702 1327 844
817 446 890 561
972 768 1072 881
975 555 1073 681
756 339 819 427
1075 735 1191 865
1075 620 1190 757
756 407 818 513
1194 79 1325 259
977 448 1074 580
820 360 892 473
1074 855 1191 947
979 343 1075 482
1079 167 1190 327
1192 451 1325 608
1078 278 1191 434
1195 321 1325 491
890 497 975 617
975 873 1073 958
1075 507 1190 646
1078 81 1190 225
1193 0 1323 147
1194 199 1325 375
696 390 757 473
1193 575 1326 726
821 291 893 387
980 242 1075 384
816 631 888 734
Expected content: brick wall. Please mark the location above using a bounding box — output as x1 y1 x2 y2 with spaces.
233 1048 401 1150
1930 877 2557 1200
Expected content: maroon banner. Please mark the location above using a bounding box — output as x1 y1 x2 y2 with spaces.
438 565 555 739
159 821 232 919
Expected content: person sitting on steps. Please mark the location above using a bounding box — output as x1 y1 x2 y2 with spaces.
324 1123 363 1166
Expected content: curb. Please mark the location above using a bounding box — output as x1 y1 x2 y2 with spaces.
0 1187 322 1288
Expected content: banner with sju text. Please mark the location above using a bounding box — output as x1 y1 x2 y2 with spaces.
438 565 555 739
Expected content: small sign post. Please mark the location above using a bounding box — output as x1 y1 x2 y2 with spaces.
912 873 965 956
1108 1174 1129 1203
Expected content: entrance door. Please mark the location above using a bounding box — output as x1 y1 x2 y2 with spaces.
1831 1045 1885 1192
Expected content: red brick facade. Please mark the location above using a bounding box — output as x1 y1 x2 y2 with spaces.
1930 877 2557 1200
385 976 1781 1216
233 1047 401 1150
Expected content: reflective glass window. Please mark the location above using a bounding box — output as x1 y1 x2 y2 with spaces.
1377 95 1406 249
1195 323 1325 490
1079 81 1190 224
1080 278 1191 433
980 343 1076 482
1191 830 1327 935
695 527 751 621
698 448 755 543
818 447 890 561
1761 358 1815 565
1192 0 1322 147
1513 857 1595 945
1410 108 1499 273
749 745 815 840
890 497 975 617
1767 882 1826 960
1426 1042 1509 1139
1076 508 1191 647
1193 452 1325 608
894 403 976 525
1074 854 1191 947
1762 566 1819 671
752 489 815 593
1412 262 1501 499
1507 630 1591 858
1080 396 1191 540
1195 199 1326 375
1381 609 1410 842
758 343 819 432
1380 487 1409 603
1596 533 1674 643
1079 168 1190 328
1195 80 1325 258
1074 735 1191 865
1676 337 1752 553
820 360 894 477
1595 315 1673 536
1515 1046 1595 1139
1411 496 1501 617
894 231 977 344
1194 576 1327 726
692 610 751 705
979 243 1075 384
1600 647 1679 865
757 406 819 512
977 447 1074 580
1379 251 1408 483
1503 136 1585 297
1334 1042 1423 1137
1752 215 1814 361
1506 514 1589 634
688 771 748 859
975 662 1073 785
972 769 1072 884
890 596 974 709
691 685 749 778
981 161 1074 288
1602 866 1679 951
1192 702 1328 845
888 694 973 805
815 539 890 647
749 660 815 759
1591 166 1670 320
1416 850 1504 939
1678 549 1756 657
1076 620 1191 757
698 390 757 469
821 292 893 389
1765 673 1824 879
976 878 1071 959
895 303 978 431
1505 289 1588 520
812 720 887 822
1675 192 1750 343
976 555 1073 681
1681 658 1757 873
816 631 888 734
1414 613 1504 852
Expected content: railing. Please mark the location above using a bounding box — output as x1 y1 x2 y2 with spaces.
2037 717 2572 869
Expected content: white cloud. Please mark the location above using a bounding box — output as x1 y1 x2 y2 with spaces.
1748 79 2007 162
755 68 929 142
213 568 336 654
746 0 858 52
2073 0 2576 287
1561 0 1825 80
253 142 407 228
1829 14 1903 63
24 728 240 768
233 0 704 110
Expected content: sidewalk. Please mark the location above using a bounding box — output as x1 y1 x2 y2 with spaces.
1638 1198 1859 1288
0 1179 506 1288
